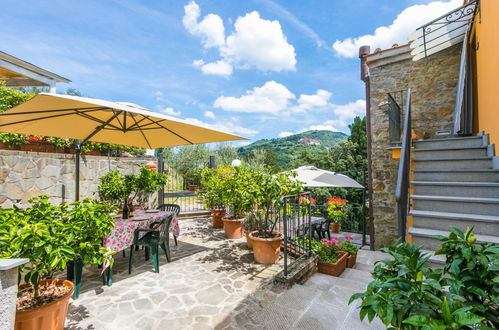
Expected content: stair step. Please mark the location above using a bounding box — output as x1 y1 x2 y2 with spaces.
421 249 446 266
414 146 489 159
409 227 499 251
411 181 499 198
410 210 499 236
413 157 492 170
413 169 499 182
414 136 486 149
412 194 499 216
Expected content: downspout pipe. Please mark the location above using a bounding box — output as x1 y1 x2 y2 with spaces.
359 45 375 251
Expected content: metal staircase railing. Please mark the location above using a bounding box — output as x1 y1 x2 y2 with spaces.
395 88 412 243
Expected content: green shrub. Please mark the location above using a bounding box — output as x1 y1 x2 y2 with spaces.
349 227 497 329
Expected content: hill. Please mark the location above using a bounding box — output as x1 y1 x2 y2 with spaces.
238 130 348 166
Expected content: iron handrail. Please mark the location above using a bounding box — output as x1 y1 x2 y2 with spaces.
395 89 412 243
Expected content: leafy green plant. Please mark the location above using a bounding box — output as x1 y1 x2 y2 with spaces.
339 236 358 256
200 167 226 209
98 170 131 204
219 165 260 218
0 197 74 297
435 227 499 328
252 168 302 238
349 233 490 329
63 198 117 266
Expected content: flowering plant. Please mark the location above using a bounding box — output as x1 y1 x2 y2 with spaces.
339 236 358 256
326 196 347 223
317 237 342 263
298 195 316 216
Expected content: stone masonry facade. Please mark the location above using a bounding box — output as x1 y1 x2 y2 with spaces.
0 150 155 208
367 43 461 248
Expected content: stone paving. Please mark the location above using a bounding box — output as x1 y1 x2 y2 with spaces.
64 217 386 330
65 217 283 330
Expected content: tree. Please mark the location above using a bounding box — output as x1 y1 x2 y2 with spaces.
214 143 238 166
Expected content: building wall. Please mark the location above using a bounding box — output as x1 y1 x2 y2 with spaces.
473 0 499 146
367 44 462 248
0 150 155 208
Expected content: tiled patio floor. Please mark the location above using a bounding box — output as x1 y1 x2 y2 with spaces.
64 217 385 330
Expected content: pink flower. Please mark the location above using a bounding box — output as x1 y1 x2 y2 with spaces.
333 236 338 240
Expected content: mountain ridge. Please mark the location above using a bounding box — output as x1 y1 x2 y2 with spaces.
238 130 348 166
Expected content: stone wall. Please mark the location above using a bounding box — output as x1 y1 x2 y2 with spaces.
367 44 462 248
0 150 156 208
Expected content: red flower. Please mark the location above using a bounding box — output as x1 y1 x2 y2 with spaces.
327 196 346 205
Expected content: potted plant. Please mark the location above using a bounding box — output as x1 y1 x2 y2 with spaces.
339 236 358 268
220 166 258 239
326 196 347 233
249 169 302 264
200 167 226 228
0 196 75 330
315 238 348 276
132 166 168 207
242 212 264 248
63 198 117 299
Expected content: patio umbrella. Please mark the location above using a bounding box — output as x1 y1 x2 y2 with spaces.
0 93 246 199
288 166 364 188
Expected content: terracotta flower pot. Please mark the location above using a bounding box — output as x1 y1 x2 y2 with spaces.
222 217 244 239
317 251 348 276
250 231 283 264
211 208 225 228
346 253 357 268
15 279 74 330
330 222 340 233
20 141 55 153
244 230 254 248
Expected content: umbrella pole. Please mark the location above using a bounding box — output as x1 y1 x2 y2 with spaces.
75 141 81 201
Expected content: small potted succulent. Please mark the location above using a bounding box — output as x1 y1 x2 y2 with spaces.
200 167 226 228
326 196 347 233
339 236 359 268
220 166 259 239
249 169 302 264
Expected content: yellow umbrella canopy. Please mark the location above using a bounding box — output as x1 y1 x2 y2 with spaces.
0 93 246 200
0 93 245 148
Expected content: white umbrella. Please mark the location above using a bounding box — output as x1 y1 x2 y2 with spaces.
0 93 246 200
289 166 363 188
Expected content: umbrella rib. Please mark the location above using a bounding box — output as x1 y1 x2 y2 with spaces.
0 108 108 128
81 110 123 144
0 107 107 116
126 115 151 130
130 114 152 149
75 111 122 130
141 116 193 144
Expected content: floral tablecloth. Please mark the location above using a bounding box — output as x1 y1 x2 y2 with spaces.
103 210 179 253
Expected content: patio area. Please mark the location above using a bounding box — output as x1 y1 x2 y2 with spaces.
64 216 383 330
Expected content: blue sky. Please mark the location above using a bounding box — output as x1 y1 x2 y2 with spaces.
0 0 460 146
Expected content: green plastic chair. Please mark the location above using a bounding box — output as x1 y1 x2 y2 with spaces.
128 213 174 274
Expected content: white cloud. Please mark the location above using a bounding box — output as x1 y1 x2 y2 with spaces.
214 81 295 113
200 60 233 76
299 120 341 133
159 107 182 116
183 1 225 48
236 141 251 147
278 131 294 138
192 59 204 67
332 0 462 58
204 111 216 119
183 2 296 75
184 117 259 137
330 99 365 126
224 11 296 72
294 89 332 112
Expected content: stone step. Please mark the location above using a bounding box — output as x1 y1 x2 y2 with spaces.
421 249 446 266
414 135 486 149
412 195 499 216
410 209 499 236
413 169 499 182
413 157 493 170
339 268 373 284
411 181 499 198
413 146 490 159
409 227 499 251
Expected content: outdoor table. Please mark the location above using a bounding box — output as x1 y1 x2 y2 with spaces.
70 210 180 298
103 210 179 253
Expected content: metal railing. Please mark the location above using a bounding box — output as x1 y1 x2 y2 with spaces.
395 89 412 243
279 192 312 276
387 92 403 143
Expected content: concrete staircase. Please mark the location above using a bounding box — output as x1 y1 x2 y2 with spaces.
408 134 499 260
